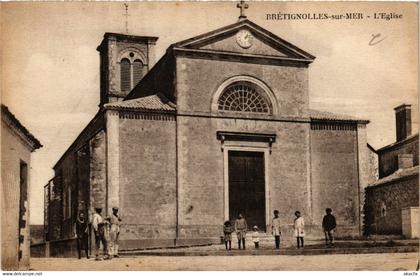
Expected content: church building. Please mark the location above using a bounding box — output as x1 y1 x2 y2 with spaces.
45 9 373 254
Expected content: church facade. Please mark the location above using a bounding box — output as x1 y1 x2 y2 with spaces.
45 17 373 253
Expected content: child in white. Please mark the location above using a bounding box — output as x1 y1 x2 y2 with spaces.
272 210 281 249
293 211 305 248
251 226 260 249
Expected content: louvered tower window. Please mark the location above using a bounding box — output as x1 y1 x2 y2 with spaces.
120 58 131 92
132 60 144 86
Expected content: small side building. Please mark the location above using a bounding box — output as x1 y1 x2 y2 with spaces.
364 104 419 238
1 105 42 270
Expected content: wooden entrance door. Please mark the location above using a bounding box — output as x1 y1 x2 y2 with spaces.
228 151 265 230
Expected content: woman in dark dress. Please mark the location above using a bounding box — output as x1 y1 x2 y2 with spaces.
74 211 89 259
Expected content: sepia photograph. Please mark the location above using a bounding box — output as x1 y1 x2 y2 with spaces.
1 0 419 272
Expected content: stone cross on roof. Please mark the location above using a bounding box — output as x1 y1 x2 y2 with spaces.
237 0 249 20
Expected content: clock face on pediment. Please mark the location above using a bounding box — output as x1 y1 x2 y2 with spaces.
236 29 253 49
172 21 315 61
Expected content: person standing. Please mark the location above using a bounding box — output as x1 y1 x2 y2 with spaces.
251 226 260 249
103 217 113 259
74 211 89 259
92 207 108 260
223 220 233 250
110 207 122 257
235 214 247 250
272 210 281 249
322 208 337 247
293 211 305 249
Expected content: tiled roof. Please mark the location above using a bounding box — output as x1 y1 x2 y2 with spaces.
105 94 176 112
377 133 419 152
1 104 42 150
368 165 419 188
309 109 369 123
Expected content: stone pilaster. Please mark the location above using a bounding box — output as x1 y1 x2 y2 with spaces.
357 123 369 236
147 41 157 69
108 37 118 97
306 124 313 224
106 110 120 216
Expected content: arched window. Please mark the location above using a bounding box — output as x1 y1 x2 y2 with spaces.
119 49 147 92
218 81 271 114
132 59 144 86
120 58 131 92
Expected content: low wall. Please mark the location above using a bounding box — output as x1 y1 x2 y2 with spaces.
30 243 48 257
364 174 419 235
402 207 419 238
33 239 79 258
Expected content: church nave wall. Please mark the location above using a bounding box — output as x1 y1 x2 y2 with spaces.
118 113 177 248
310 125 360 237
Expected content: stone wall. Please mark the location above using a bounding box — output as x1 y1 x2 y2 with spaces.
118 111 177 249
89 130 107 211
98 34 157 105
175 57 309 118
367 145 379 183
176 115 312 238
378 135 419 178
30 224 45 245
48 176 63 241
76 144 91 216
402 207 419 238
51 112 105 241
56 150 78 240
173 52 312 239
1 121 32 270
54 143 97 240
310 123 360 237
365 175 419 235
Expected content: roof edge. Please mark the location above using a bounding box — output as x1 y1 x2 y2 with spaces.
53 109 104 170
367 165 419 188
377 133 419 152
1 104 42 150
104 93 176 113
309 109 370 124
310 118 370 124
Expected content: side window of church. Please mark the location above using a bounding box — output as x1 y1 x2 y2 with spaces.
120 58 131 92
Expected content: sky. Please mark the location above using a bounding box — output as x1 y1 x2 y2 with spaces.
1 1 418 224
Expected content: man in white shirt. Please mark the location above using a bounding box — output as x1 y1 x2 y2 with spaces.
110 207 122 257
92 207 108 260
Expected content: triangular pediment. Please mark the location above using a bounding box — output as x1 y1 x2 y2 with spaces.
171 19 315 61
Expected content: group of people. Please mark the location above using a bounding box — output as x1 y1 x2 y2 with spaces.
223 208 337 250
74 206 122 260
75 207 337 257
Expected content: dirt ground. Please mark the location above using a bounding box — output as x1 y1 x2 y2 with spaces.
30 252 419 271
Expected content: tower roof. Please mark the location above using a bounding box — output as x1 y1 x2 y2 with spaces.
97 32 158 52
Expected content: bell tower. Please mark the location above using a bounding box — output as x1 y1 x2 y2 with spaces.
97 33 158 106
